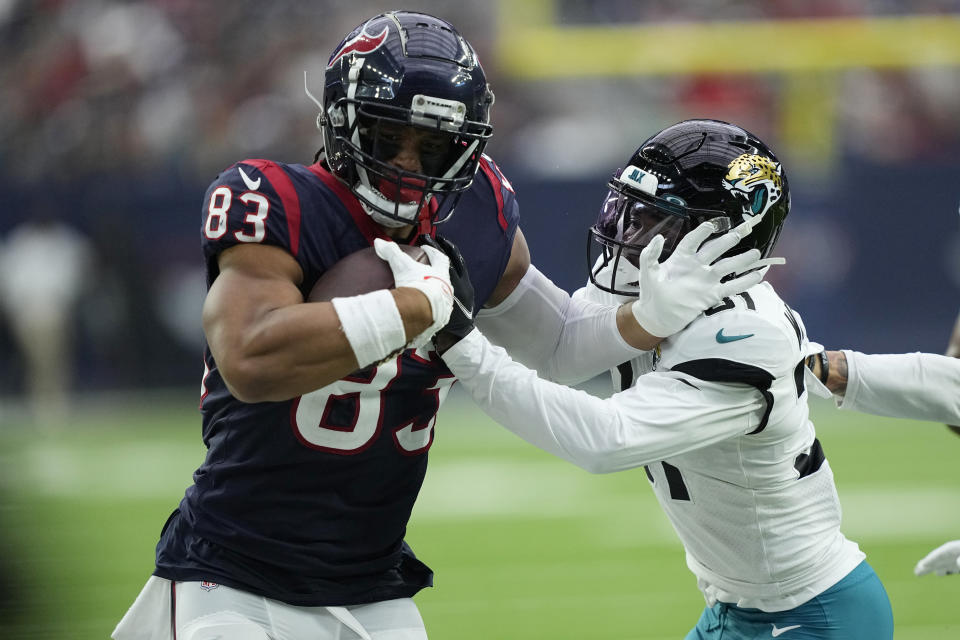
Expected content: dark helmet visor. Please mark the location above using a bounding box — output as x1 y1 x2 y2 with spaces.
595 190 689 264
594 179 731 264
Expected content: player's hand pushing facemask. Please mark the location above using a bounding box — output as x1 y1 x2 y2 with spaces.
630 218 785 338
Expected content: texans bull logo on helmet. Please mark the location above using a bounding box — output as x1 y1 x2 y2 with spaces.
327 25 389 68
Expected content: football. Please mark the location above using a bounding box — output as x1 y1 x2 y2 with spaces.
308 243 428 302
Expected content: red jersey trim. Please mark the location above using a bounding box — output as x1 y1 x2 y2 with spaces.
307 163 431 245
478 158 508 231
242 159 302 257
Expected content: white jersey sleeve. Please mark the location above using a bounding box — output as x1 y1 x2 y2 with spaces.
475 265 646 385
442 329 764 475
572 277 649 392
837 350 960 424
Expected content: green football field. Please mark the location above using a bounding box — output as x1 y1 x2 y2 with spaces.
1 389 959 639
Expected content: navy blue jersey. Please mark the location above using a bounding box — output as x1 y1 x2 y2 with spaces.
154 158 519 606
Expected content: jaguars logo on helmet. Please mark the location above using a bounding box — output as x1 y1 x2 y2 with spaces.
723 154 784 220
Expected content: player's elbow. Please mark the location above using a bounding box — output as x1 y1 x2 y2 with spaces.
577 454 619 475
541 365 594 387
208 331 295 402
571 424 632 474
217 359 266 403
216 355 286 403
574 458 605 474
560 440 621 474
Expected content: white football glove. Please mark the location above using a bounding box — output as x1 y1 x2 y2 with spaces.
630 217 785 338
914 540 960 576
374 238 453 348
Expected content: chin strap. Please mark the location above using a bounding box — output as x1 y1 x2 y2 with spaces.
355 183 421 227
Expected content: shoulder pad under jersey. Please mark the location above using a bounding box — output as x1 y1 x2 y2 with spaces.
658 282 807 379
201 159 304 259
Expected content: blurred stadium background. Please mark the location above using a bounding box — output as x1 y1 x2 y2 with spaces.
1 0 959 638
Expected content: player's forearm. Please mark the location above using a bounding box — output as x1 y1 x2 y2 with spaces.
537 299 653 384
391 287 436 341
442 331 607 470
478 266 648 385
836 350 960 424
208 300 364 402
825 350 848 394
616 304 662 351
208 292 432 403
805 349 849 395
443 329 761 473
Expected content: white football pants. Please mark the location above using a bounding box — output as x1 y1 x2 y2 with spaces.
112 576 428 640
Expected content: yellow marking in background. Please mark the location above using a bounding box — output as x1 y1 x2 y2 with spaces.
493 5 960 177
497 0 555 33
496 12 960 77
779 71 841 177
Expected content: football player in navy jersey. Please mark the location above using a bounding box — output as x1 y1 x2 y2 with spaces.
435 119 960 639
112 13 775 640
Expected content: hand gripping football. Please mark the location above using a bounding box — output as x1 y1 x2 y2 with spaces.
308 244 427 302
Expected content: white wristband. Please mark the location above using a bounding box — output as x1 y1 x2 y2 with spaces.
331 289 407 368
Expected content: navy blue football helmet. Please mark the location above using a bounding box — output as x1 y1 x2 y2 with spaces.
318 11 494 228
588 119 790 296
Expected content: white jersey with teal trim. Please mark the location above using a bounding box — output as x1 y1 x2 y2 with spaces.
451 271 948 614
647 281 863 611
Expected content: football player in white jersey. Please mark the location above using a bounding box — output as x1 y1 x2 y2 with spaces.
427 120 960 639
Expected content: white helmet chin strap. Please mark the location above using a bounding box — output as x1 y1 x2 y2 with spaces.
364 206 409 228
354 182 422 227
